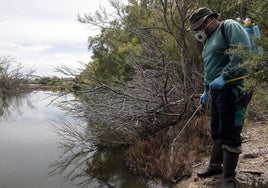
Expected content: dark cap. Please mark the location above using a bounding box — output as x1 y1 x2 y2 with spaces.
189 7 218 31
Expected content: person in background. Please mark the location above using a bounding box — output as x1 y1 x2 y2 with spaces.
188 7 252 188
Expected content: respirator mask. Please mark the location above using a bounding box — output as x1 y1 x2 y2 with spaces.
194 18 215 43
194 31 207 43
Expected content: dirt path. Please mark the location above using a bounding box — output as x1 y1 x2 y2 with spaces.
174 122 268 188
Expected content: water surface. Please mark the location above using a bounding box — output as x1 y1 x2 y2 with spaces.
0 91 148 188
0 91 83 188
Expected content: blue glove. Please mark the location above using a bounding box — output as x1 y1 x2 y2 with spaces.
199 91 209 105
209 76 226 90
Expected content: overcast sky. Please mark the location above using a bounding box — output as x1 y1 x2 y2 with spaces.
0 0 115 77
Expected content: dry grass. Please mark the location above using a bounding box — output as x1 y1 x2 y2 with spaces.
124 115 211 183
247 88 268 122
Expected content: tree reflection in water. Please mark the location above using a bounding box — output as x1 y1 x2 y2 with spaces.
49 118 148 188
0 92 33 120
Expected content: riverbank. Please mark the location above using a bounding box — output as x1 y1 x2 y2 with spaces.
174 121 268 188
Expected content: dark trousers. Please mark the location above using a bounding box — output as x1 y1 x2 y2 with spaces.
210 86 252 147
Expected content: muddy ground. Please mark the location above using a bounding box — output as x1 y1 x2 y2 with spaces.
174 122 268 188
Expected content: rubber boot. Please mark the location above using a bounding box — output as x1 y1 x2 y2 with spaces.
220 149 239 188
197 141 223 178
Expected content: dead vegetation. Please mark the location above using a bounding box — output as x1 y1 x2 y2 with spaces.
0 56 34 95
125 114 212 183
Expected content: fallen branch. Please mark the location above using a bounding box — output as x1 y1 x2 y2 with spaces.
261 158 268 166
240 169 264 175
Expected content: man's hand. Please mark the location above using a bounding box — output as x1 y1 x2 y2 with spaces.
209 76 226 90
200 91 209 105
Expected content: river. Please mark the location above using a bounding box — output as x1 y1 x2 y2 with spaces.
0 91 148 188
